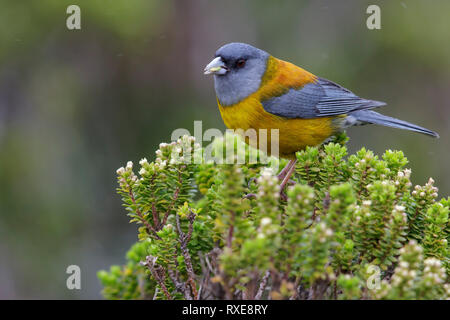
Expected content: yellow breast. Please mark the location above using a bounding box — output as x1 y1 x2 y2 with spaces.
217 57 337 158
219 98 334 158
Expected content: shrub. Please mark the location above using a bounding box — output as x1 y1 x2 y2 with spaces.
98 133 449 300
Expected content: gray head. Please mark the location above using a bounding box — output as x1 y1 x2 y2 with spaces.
204 43 270 106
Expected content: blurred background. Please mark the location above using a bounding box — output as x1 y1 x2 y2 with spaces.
0 0 448 299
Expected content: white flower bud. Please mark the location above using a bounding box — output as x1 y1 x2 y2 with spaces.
126 161 133 169
116 167 125 175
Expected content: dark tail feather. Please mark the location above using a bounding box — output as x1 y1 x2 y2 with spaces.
351 110 439 138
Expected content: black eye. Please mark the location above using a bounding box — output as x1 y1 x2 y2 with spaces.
236 59 246 68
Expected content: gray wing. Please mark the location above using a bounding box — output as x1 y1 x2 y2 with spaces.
261 77 386 119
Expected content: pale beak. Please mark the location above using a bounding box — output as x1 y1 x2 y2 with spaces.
204 57 228 75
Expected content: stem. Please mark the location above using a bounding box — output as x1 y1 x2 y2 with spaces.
227 211 235 249
168 267 192 300
289 277 301 300
161 169 182 228
142 256 172 300
176 212 198 299
128 186 161 240
255 270 270 300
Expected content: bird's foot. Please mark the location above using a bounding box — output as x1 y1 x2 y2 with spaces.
277 171 287 181
287 179 296 186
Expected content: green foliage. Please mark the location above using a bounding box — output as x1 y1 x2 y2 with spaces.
374 241 449 299
98 240 156 299
99 133 449 300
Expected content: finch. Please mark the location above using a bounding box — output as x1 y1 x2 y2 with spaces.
204 42 438 195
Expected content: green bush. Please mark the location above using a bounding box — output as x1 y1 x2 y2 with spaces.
98 133 449 300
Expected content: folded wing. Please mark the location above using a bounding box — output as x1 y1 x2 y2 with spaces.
261 77 386 119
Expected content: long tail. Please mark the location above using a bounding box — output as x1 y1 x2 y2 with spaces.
349 110 439 138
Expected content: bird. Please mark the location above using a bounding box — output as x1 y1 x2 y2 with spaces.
204 42 439 197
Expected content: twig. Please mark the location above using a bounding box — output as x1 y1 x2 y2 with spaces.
221 273 237 300
323 191 331 213
204 253 215 274
308 279 330 300
152 287 159 300
227 211 235 248
255 270 271 300
141 256 172 300
168 267 192 300
128 186 161 240
168 242 193 300
198 252 211 300
146 174 161 231
161 186 179 227
161 169 182 228
152 202 160 231
333 280 338 300
176 211 198 299
289 277 301 300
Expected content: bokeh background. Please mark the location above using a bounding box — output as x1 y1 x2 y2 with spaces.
0 0 448 299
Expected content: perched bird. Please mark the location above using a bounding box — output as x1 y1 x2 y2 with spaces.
204 42 439 195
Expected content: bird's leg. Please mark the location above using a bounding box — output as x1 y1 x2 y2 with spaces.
249 161 293 191
279 159 298 201
244 159 297 201
247 160 294 192
277 160 295 181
